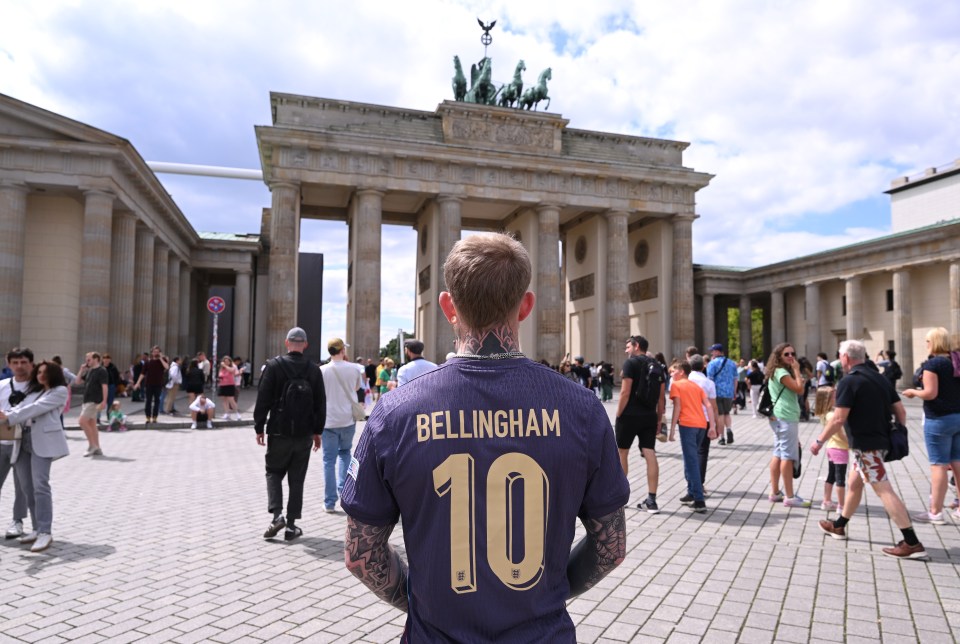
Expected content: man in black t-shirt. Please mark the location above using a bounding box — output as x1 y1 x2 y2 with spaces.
76 352 108 457
811 339 926 560
615 335 665 513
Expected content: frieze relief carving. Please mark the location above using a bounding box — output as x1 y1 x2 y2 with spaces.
448 117 555 151
569 273 595 301
629 277 658 302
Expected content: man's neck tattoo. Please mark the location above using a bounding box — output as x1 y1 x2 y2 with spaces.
456 325 523 359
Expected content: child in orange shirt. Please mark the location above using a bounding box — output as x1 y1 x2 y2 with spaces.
669 361 716 512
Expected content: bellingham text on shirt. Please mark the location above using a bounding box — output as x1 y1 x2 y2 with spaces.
416 408 561 443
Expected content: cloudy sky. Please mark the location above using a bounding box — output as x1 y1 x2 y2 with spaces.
3 0 958 354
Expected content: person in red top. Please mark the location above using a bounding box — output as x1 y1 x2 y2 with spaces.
668 361 716 513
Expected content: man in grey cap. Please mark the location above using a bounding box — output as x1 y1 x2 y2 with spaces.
253 327 326 541
396 339 437 386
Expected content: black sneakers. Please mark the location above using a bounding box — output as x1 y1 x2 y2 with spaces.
263 515 286 539
284 525 303 541
726 429 734 444
638 499 660 514
679 494 695 506
692 500 707 513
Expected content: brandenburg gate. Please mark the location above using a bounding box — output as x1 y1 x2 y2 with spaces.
254 93 712 367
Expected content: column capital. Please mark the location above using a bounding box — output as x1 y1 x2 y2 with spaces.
436 194 462 205
356 188 385 198
82 188 115 203
0 181 29 193
235 267 253 276
603 209 629 220
536 202 562 213
672 212 698 223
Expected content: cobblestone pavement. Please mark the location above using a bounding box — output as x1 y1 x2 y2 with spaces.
1 392 958 643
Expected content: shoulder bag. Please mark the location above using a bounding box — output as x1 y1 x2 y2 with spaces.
331 365 367 422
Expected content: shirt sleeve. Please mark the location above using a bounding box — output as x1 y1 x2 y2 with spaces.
835 377 854 409
340 412 400 526
578 418 631 521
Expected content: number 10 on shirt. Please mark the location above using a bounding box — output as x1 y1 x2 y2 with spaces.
433 452 549 594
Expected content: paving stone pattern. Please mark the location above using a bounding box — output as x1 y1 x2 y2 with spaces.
1 393 958 643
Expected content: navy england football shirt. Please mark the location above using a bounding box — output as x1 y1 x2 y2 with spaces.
340 357 630 643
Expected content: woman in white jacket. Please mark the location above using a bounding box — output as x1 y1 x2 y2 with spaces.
0 360 69 553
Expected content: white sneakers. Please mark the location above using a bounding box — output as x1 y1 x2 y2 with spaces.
14 530 51 552
5 520 23 539
206 420 213 428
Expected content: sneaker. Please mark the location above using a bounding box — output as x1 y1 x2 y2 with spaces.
19 531 38 544
83 447 95 457
638 499 660 514
953 508 960 521
718 438 726 445
5 520 23 539
818 519 847 540
324 507 336 514
950 498 960 511
820 500 836 512
784 496 811 508
263 515 286 539
234 413 243 421
725 429 734 444
30 533 52 553
913 511 946 525
679 494 695 506
882 540 928 560
206 421 213 429
91 448 103 457
692 500 707 513
768 491 785 503
119 425 128 432
190 422 197 429
284 525 303 541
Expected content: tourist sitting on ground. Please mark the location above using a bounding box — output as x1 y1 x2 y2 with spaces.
189 394 216 429
107 401 128 432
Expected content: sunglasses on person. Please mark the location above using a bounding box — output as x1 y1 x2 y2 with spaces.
782 351 796 357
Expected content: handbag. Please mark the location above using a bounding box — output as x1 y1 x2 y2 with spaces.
757 378 784 418
331 366 367 422
884 421 909 462
793 442 802 478
0 419 20 441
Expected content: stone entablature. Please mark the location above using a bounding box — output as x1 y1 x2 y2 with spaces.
696 218 960 295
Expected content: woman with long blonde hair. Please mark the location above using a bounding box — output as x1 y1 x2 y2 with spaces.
763 342 810 507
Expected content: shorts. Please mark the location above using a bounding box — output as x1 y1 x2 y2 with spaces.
615 414 658 451
826 447 849 465
769 418 799 461
923 412 960 465
853 449 889 484
79 402 100 420
715 398 734 415
217 385 236 398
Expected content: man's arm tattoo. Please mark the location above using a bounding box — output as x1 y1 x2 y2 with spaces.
566 507 627 599
344 516 409 612
457 324 520 356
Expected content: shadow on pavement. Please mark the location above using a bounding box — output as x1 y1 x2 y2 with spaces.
300 535 347 561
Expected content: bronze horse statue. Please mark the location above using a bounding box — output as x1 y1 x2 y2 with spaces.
465 57 498 105
498 59 526 108
452 56 467 101
520 67 551 111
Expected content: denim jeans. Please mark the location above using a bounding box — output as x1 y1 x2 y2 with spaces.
679 426 706 502
322 424 356 509
0 440 32 525
924 411 960 465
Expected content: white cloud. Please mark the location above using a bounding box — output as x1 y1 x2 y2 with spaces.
2 0 959 346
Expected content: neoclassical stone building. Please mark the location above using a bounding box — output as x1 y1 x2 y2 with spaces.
254 94 712 369
694 159 960 378
0 93 259 368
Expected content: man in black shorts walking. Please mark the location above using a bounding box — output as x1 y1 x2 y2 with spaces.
615 335 666 513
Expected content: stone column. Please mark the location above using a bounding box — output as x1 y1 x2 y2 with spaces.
605 210 629 367
267 182 300 346
845 276 863 340
434 196 461 360
950 263 960 347
536 203 562 364
179 267 192 355
739 294 752 360
671 214 696 360
78 190 114 354
701 293 715 350
804 282 820 358
770 288 785 346
132 226 155 354
234 269 252 362
353 189 383 362
0 183 29 352
151 242 169 350
108 212 136 364
892 270 912 383
167 257 181 354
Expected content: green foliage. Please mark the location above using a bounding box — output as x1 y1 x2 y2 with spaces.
726 308 764 360
380 332 414 363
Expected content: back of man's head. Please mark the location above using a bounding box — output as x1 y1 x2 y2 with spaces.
817 352 828 360
443 233 531 332
689 354 705 372
685 346 699 359
839 339 866 363
631 335 649 352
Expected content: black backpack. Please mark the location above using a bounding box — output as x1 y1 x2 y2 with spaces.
631 356 665 410
823 362 836 385
271 358 315 435
885 361 902 382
